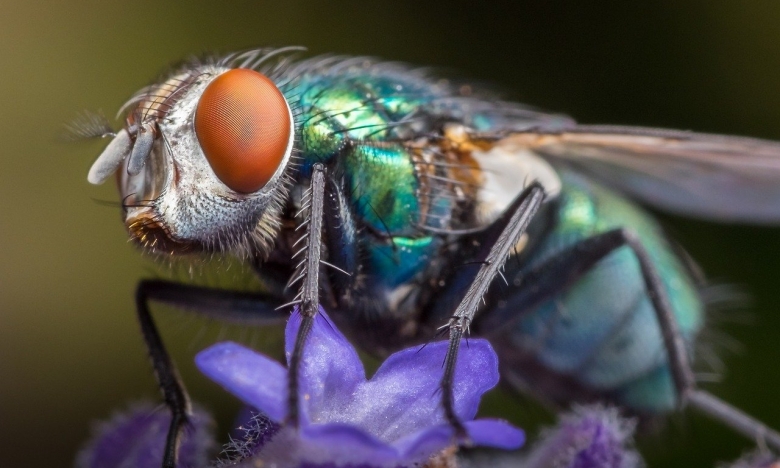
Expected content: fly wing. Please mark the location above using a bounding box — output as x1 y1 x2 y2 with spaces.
498 125 780 224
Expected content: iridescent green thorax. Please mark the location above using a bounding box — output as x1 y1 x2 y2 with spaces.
286 63 560 289
290 69 447 288
295 70 437 162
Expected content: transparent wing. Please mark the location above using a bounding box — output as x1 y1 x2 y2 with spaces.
494 125 780 224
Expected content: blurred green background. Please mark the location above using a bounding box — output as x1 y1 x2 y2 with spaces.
3 1 780 466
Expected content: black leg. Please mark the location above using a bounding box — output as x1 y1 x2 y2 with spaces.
139 279 288 325
423 180 553 328
135 280 287 468
286 163 327 426
440 183 546 436
136 285 188 468
481 228 780 450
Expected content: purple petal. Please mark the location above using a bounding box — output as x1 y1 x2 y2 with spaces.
195 341 288 421
320 339 497 442
375 339 499 421
75 402 215 468
394 424 454 462
285 307 366 420
300 423 399 463
393 419 524 461
464 419 525 449
237 424 398 467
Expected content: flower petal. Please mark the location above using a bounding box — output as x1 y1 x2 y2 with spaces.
301 423 399 463
195 341 288 421
392 419 524 462
464 419 525 449
393 424 454 463
285 307 366 420
321 339 497 442
244 424 398 467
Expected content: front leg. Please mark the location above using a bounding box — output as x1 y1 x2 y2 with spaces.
286 163 328 426
135 280 287 468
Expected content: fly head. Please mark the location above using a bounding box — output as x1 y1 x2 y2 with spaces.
87 60 297 258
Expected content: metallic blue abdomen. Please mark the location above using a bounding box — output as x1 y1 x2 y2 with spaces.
504 170 704 412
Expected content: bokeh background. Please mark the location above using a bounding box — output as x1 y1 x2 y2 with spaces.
3 1 780 466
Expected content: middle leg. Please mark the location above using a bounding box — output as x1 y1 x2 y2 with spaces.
437 182 546 436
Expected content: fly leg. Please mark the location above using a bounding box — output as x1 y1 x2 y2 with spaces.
481 228 780 450
135 280 288 468
440 182 546 437
286 163 327 426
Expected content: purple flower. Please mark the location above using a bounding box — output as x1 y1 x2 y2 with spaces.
519 405 642 468
75 402 215 468
196 307 524 467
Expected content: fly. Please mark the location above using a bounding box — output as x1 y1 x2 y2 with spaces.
81 47 780 468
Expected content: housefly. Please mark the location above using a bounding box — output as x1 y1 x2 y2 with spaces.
82 47 780 467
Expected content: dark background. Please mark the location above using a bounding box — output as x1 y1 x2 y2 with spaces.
3 1 780 466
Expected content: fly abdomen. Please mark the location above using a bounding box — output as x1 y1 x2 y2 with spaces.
491 169 704 413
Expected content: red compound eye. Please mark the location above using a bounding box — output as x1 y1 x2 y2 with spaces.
195 69 291 193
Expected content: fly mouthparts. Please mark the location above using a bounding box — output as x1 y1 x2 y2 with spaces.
87 128 131 185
